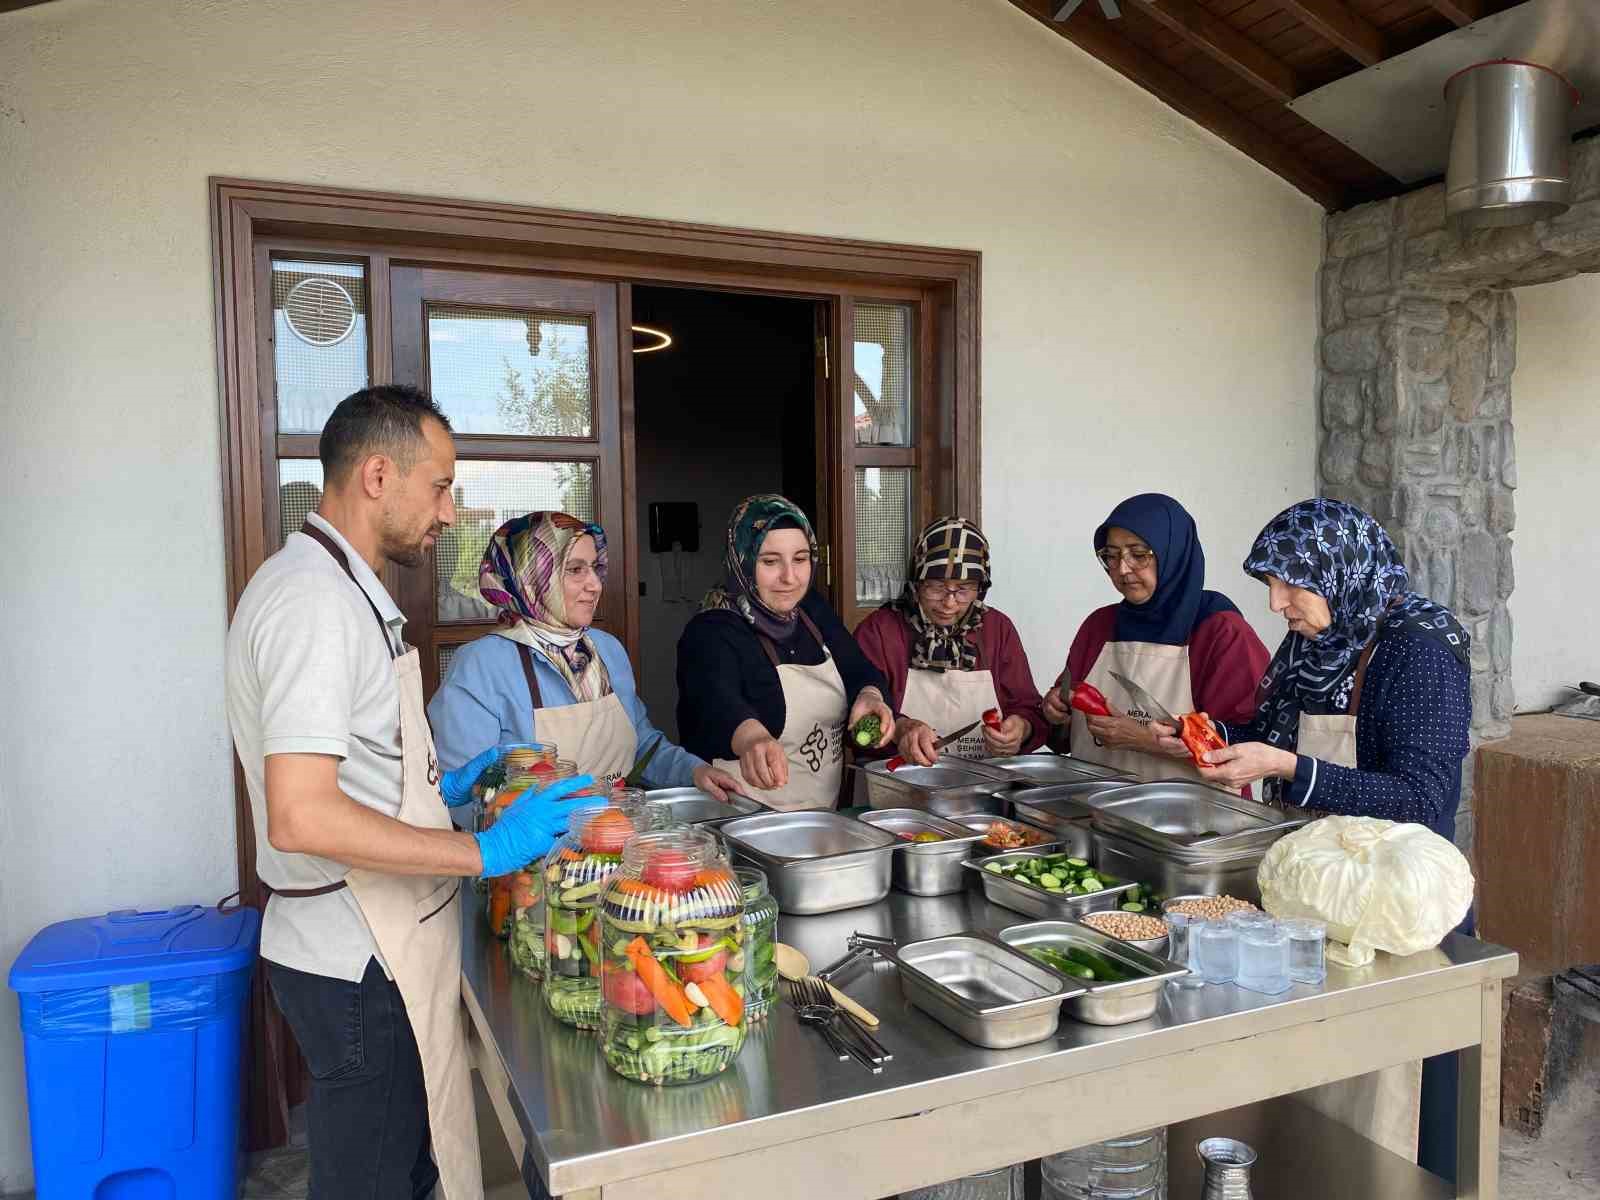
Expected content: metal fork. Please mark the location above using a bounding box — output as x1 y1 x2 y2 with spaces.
789 977 853 1063
800 976 892 1065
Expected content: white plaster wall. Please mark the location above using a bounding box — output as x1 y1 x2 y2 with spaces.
0 0 1319 1186
1509 274 1600 712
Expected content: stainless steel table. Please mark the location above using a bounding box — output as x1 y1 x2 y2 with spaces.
460 884 1515 1200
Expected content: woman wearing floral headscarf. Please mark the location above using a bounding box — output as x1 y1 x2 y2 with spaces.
429 512 740 798
676 495 893 810
1198 499 1473 1186
854 517 1045 764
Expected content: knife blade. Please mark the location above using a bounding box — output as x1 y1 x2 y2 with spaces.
1107 670 1181 730
884 718 982 772
934 719 982 750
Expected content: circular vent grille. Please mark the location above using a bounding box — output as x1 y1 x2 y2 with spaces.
284 277 357 346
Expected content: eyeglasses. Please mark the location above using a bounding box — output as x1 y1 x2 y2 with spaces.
919 582 980 602
563 562 603 583
1096 547 1155 571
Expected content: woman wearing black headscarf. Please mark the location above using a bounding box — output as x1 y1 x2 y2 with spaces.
1042 494 1269 781
1195 497 1473 1185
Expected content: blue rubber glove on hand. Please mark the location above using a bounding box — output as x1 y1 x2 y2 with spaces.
474 775 598 879
439 746 504 808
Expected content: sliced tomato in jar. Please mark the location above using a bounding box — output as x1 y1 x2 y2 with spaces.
642 850 697 893
580 807 636 855
601 962 658 1015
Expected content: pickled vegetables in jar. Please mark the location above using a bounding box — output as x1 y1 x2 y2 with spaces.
543 796 658 1029
598 828 748 1084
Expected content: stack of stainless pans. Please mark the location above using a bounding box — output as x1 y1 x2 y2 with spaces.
1083 781 1309 904
855 757 1012 816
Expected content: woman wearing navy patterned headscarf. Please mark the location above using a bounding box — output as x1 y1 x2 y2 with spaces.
1197 500 1474 1187
1194 497 1472 838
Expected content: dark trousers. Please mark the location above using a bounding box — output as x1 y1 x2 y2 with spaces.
268 956 438 1200
1417 907 1476 1186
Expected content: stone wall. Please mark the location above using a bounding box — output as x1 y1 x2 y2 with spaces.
1316 135 1600 850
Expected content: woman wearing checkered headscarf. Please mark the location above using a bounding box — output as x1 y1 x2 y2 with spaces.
854 517 1048 763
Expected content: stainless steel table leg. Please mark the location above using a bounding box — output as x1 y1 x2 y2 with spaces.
1456 978 1502 1199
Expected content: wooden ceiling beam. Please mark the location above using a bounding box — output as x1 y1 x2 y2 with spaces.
1008 0 1346 207
1130 0 1301 103
1271 0 1388 66
1428 0 1485 26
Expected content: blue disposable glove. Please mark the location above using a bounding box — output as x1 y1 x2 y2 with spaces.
440 746 504 808
474 775 598 878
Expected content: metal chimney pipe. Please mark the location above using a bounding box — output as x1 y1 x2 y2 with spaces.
1444 59 1579 230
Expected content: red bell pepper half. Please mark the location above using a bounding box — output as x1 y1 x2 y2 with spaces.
1178 712 1227 767
1067 682 1113 718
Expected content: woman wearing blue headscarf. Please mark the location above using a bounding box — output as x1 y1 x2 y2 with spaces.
1042 494 1269 782
1194 497 1473 1186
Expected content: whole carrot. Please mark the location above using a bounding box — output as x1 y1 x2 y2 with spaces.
624 937 695 1027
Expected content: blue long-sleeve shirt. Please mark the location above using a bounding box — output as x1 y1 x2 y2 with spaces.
1217 629 1471 842
427 629 705 788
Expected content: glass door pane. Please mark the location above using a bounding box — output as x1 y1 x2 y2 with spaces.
426 305 594 437
271 258 369 433
855 466 916 606
853 302 914 447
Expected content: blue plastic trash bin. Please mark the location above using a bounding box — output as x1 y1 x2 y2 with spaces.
8 903 261 1200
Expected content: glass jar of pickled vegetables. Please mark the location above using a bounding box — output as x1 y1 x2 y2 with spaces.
484 759 577 948
543 797 659 1028
598 828 747 1084
734 867 779 1022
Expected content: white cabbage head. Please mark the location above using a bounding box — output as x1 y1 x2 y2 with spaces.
1256 816 1474 967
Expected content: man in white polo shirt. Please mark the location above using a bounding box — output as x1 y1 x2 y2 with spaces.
226 385 592 1199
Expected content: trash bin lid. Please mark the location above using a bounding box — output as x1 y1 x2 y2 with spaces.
8 904 260 993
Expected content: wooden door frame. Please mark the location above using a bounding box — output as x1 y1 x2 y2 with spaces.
213 177 981 622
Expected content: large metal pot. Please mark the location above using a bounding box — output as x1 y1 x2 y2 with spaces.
1445 59 1579 229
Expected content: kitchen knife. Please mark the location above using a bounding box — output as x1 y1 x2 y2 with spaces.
1107 670 1182 730
883 718 981 772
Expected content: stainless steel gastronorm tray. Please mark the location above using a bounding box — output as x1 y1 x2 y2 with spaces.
1091 829 1269 906
946 812 1057 850
857 809 986 897
1085 781 1307 853
997 920 1189 1026
857 758 1010 816
642 788 765 826
889 932 1081 1048
1010 781 1135 825
719 811 898 915
984 754 1134 787
961 847 1138 920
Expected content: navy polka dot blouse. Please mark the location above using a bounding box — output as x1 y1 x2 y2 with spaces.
1220 629 1472 843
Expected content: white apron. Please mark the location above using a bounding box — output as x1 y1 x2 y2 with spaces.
288 523 483 1199
714 611 847 812
1069 640 1204 783
505 634 637 785
1290 644 1422 1164
901 666 1002 760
